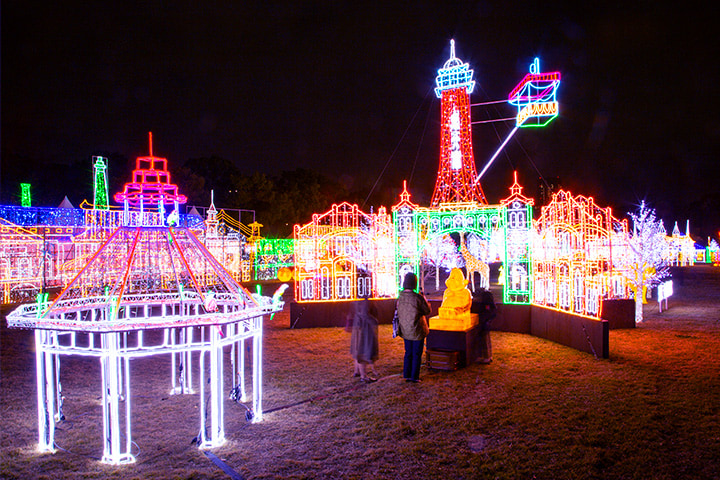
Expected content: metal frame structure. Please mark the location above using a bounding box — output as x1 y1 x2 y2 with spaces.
8 292 276 464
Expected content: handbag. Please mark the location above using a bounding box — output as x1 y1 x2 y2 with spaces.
392 308 400 338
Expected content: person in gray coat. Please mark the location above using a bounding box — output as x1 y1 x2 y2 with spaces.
350 298 379 383
396 272 431 382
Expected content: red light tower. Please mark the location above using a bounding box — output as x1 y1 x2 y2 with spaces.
430 40 487 206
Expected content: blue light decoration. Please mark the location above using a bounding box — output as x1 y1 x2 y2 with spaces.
434 39 475 97
508 58 561 127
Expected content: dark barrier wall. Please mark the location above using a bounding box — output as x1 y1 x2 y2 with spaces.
290 299 397 328
530 305 609 358
290 299 609 358
601 299 636 329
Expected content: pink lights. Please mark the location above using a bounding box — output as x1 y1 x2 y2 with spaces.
114 133 187 210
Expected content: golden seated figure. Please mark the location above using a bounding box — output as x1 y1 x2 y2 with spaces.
430 267 479 331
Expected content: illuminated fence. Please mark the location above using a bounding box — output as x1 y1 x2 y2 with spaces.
294 202 395 302
532 190 631 317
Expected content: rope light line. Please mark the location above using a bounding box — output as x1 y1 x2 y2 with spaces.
363 89 432 209
475 126 519 183
409 89 434 185
470 99 508 106
471 116 516 124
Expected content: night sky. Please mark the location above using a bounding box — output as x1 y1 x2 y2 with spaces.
2 2 718 238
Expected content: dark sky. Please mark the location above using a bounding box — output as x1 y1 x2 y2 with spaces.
2 1 718 237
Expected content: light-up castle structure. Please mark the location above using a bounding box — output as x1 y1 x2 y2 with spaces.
293 202 395 302
292 42 561 308
6 134 284 464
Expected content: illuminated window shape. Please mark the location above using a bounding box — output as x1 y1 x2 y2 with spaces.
20 183 31 207
508 58 561 128
113 133 187 225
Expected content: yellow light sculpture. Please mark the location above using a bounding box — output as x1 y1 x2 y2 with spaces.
429 267 478 331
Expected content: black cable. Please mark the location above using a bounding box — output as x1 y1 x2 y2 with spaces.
362 88 433 209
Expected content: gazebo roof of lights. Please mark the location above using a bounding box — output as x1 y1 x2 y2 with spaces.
6 133 284 465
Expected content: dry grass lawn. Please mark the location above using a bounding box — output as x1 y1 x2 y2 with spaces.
1 265 719 479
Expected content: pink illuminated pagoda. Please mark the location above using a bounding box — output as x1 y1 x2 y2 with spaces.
114 132 187 223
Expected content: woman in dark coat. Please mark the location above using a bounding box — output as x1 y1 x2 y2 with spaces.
396 272 431 382
351 298 379 382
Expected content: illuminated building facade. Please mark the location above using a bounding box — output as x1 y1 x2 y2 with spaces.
500 172 534 304
6 137 283 465
532 190 631 317
293 202 395 302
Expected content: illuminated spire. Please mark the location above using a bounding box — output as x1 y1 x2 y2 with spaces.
434 39 475 98
431 41 485 205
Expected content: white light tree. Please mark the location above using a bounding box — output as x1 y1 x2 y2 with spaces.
423 234 463 291
624 201 670 322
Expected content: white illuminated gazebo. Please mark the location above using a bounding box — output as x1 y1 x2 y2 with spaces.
6 135 284 465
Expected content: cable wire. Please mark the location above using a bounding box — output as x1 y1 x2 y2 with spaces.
362 87 433 208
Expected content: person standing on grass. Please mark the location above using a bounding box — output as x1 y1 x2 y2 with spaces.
350 297 379 383
471 287 496 364
396 272 431 383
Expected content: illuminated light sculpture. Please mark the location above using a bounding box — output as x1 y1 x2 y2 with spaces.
392 181 422 289
6 136 283 465
114 132 187 227
508 58 561 128
623 201 670 321
500 172 534 304
254 238 294 281
429 267 479 331
474 57 561 183
707 239 720 265
431 40 487 206
667 220 695 266
21 183 32 207
533 190 631 318
93 156 110 210
199 195 252 284
392 183 506 293
294 202 395 302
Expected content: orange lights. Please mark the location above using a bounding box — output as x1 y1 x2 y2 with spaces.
293 202 396 302
533 190 630 317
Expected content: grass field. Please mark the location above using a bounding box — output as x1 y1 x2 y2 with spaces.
1 266 719 479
